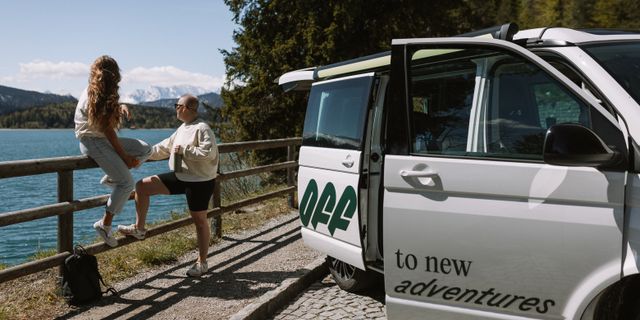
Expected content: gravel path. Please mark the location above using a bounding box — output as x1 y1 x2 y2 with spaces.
56 211 322 320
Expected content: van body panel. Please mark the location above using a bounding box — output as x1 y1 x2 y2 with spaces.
624 173 640 276
383 38 628 319
383 155 625 319
386 296 542 320
301 227 365 269
298 165 363 247
298 146 361 175
297 73 376 270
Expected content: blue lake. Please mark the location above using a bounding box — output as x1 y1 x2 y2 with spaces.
0 129 194 266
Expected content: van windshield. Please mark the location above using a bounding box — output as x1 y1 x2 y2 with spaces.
583 42 640 105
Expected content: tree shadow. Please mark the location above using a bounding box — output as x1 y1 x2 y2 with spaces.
56 217 308 320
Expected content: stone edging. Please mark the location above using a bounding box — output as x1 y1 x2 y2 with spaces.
230 256 329 320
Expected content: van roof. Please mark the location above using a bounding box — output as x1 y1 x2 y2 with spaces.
278 26 640 91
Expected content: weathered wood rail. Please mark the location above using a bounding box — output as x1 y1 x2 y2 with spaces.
0 137 301 284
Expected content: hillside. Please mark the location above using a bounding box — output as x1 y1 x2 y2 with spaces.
0 102 180 129
0 85 77 114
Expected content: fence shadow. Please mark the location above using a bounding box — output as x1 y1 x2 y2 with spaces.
56 216 306 320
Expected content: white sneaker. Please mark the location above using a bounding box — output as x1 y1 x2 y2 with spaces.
186 261 208 277
93 220 117 247
117 224 146 240
100 175 115 189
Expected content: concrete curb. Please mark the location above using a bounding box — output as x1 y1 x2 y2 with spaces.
230 256 329 320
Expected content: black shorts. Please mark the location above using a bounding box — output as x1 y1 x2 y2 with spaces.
156 172 215 212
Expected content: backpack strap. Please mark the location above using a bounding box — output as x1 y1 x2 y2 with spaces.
98 274 118 296
73 244 88 255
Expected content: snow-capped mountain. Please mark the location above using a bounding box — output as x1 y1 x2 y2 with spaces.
121 85 211 104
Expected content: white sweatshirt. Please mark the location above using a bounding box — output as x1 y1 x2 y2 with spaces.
150 118 219 182
74 88 106 139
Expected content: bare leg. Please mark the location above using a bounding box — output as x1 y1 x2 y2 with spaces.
102 211 114 226
134 175 170 230
190 210 210 262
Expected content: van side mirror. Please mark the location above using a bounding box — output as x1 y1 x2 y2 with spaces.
543 124 622 167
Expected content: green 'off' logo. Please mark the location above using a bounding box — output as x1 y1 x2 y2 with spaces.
299 179 357 235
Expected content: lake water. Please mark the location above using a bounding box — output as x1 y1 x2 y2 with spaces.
0 129 194 266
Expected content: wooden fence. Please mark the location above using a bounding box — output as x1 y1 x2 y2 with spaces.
0 137 301 284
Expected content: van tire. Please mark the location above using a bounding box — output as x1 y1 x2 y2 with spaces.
327 256 375 293
594 276 640 320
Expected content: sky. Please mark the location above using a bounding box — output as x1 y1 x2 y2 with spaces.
0 0 237 98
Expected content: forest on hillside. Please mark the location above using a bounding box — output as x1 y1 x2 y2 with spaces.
218 0 640 166
0 102 180 129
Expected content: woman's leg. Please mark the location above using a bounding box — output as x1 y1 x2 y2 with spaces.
80 137 134 216
118 137 152 165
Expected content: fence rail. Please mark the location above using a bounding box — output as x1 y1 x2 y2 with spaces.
0 137 301 284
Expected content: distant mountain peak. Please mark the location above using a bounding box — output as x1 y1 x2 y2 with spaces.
121 85 211 104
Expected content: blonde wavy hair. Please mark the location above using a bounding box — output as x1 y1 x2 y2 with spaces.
87 55 122 132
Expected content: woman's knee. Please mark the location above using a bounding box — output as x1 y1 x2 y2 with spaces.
115 176 135 192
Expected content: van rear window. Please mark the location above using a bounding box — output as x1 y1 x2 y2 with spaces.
302 75 374 150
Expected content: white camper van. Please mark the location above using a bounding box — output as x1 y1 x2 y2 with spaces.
279 24 640 319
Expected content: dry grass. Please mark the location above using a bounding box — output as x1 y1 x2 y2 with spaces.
0 192 296 320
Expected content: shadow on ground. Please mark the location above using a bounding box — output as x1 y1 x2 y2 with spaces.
57 217 304 320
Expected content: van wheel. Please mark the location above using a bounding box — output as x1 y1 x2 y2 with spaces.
594 276 640 320
327 257 374 293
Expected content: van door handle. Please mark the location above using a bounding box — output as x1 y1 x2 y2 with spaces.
400 169 437 177
342 157 354 168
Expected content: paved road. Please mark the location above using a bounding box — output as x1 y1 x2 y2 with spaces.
270 274 386 320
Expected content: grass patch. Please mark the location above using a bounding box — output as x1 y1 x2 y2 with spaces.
0 263 7 271
0 188 295 319
28 248 57 261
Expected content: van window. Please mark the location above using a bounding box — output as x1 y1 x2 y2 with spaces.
303 75 373 150
409 48 592 160
486 62 590 159
410 60 476 155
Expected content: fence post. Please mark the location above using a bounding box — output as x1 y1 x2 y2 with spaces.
287 144 297 208
211 179 222 239
57 170 73 278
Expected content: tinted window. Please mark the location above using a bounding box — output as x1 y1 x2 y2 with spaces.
486 62 590 159
409 48 593 161
411 61 475 155
584 42 640 107
303 75 373 150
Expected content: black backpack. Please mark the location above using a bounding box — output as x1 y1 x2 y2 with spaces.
61 245 117 305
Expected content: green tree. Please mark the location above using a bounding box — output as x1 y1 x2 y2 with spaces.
221 0 492 166
220 0 640 168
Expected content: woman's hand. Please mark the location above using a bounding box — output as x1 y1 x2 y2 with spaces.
120 104 132 120
173 145 182 155
123 154 140 169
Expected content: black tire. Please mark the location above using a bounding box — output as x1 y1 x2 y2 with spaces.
327 256 377 293
594 276 640 320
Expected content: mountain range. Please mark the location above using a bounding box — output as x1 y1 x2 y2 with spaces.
0 85 222 115
0 85 77 114
121 85 214 104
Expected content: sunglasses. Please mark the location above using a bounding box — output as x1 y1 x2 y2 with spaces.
174 103 189 110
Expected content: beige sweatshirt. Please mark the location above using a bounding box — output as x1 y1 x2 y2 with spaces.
150 118 219 182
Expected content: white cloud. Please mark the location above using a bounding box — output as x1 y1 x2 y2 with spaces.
18 60 89 79
0 61 225 96
122 66 224 92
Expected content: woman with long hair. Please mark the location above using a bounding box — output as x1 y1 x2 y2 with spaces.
74 55 151 247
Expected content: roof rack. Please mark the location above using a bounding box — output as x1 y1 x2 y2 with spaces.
457 22 519 41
